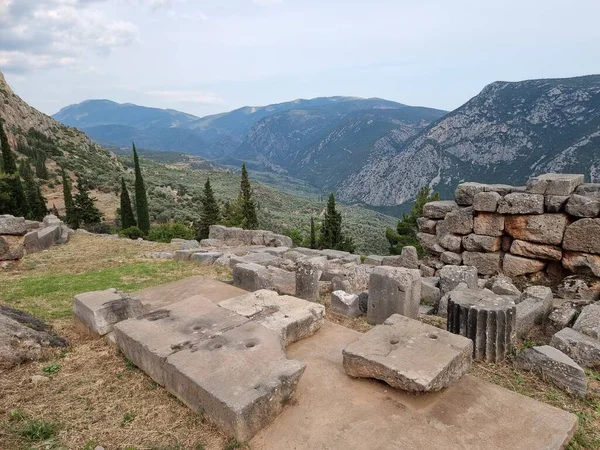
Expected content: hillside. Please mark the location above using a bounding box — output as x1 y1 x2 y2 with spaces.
340 75 600 205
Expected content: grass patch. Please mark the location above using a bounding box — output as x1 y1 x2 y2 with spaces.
42 362 61 375
17 418 58 441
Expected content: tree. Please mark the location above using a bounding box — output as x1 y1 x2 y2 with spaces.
61 169 76 228
318 193 355 252
119 177 137 230
34 154 48 180
132 142 150 234
73 176 102 228
220 197 245 227
0 118 30 218
0 118 16 174
310 216 317 249
239 163 258 230
19 160 46 221
386 186 439 256
195 177 220 240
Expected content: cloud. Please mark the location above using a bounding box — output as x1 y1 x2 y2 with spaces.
0 0 139 73
148 90 225 105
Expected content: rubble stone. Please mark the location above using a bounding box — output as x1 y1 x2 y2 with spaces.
367 266 421 324
0 235 25 260
526 173 584 196
440 251 462 265
381 246 418 269
455 182 488 206
562 252 600 277
420 277 441 305
557 275 600 302
330 291 361 317
551 327 600 369
544 195 570 213
0 215 27 235
416 217 437 234
417 232 445 255
573 303 600 339
444 207 474 235
491 278 521 297
438 233 462 252
438 265 478 294
548 303 578 331
462 234 502 253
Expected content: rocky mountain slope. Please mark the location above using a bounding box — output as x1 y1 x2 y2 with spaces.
340 75 600 205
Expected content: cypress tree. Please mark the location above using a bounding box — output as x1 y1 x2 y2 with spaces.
319 193 342 250
35 154 48 180
240 163 258 230
0 118 30 218
132 142 150 234
20 161 47 221
120 177 137 229
196 177 220 240
73 176 102 227
0 118 16 174
310 216 317 249
61 169 76 227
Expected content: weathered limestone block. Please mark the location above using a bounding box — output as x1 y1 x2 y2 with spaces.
417 232 444 255
38 225 61 250
562 252 600 277
343 314 473 392
320 249 353 260
331 276 350 292
526 174 584 196
364 255 383 266
199 238 224 247
563 219 600 254
420 265 436 277
191 252 223 265
0 235 25 261
462 234 502 253
514 345 587 397
232 263 296 295
575 183 600 196
503 254 546 277
462 251 502 276
516 297 548 339
73 288 142 336
421 277 441 305
23 230 40 253
444 207 474 235
565 194 600 218
473 191 501 212
573 303 600 339
523 286 553 314
0 215 27 235
510 239 562 261
179 239 200 250
229 252 281 269
208 225 292 248
548 303 578 331
295 258 325 302
174 249 197 261
455 182 488 206
381 246 418 269
484 184 516 195
491 278 521 297
557 275 600 302
150 251 174 259
551 327 600 369
219 290 325 346
438 265 477 294
447 289 516 362
417 217 437 234
263 247 290 256
438 233 462 252
504 214 569 245
473 213 504 237
422 200 458 219
440 251 462 265
344 264 374 293
437 282 469 317
330 290 361 317
497 193 544 215
545 195 570 213
367 266 421 324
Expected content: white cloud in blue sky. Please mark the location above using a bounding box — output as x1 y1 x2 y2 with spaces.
2 0 600 117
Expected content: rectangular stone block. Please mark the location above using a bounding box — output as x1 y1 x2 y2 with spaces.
462 251 502 276
444 207 474 235
504 214 569 245
0 215 27 235
503 254 546 277
473 213 504 237
565 194 600 218
330 291 361 318
0 235 25 261
422 200 458 219
462 234 501 252
455 182 488 206
551 327 600 369
497 193 544 215
526 173 585 196
364 255 383 266
563 219 600 255
510 240 562 261
544 195 569 213
367 266 421 324
232 263 296 295
73 288 142 336
473 191 501 212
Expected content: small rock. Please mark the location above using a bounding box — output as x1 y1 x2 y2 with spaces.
550 327 600 369
573 302 600 339
330 291 361 318
491 278 521 297
548 303 578 331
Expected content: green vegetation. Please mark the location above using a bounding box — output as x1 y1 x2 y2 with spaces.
120 177 137 229
42 363 61 375
73 176 103 229
133 142 151 234
147 222 195 243
120 226 144 240
61 168 76 227
17 419 58 442
386 186 439 257
0 117 31 218
19 160 47 220
195 177 220 240
318 193 355 253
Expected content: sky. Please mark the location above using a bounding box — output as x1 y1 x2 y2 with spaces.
1 0 600 118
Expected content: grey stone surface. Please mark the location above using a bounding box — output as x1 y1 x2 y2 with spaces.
551 327 600 369
364 255 383 266
416 217 437 234
497 193 544 215
491 278 521 296
263 247 290 256
330 290 362 317
455 182 488 206
563 219 600 255
149 251 175 259
503 254 546 277
381 246 419 269
422 200 458 219
232 263 296 295
417 232 445 255
510 240 562 261
358 291 369 314
473 213 505 237
522 286 554 315
0 215 27 235
295 258 325 302
473 191 501 212
420 277 441 305
199 238 224 247
504 214 569 245
516 299 546 339
420 265 436 277
447 289 516 362
229 252 281 269
526 174 585 196
514 345 587 397
367 266 421 324
343 314 472 392
462 234 502 253
438 265 478 294
565 194 600 218
73 288 142 336
191 251 223 265
444 207 474 235
209 225 293 248
437 282 468 318
219 290 325 346
440 251 462 265
548 303 578 331
438 233 462 252
575 183 600 196
0 235 25 261
544 195 570 213
562 251 600 277
462 251 502 276
174 249 197 261
179 239 200 250
557 275 600 302
573 302 600 339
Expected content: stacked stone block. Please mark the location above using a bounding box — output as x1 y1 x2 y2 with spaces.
418 174 600 279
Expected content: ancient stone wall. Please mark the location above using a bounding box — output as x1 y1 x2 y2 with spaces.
418 174 600 278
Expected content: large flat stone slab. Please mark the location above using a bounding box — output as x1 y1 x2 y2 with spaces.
73 288 142 336
250 321 577 450
343 314 472 392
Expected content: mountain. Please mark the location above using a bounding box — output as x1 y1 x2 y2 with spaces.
340 75 600 205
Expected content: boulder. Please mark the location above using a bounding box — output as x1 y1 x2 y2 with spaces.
497 193 544 215
444 207 474 235
381 246 419 269
438 233 462 252
562 252 600 277
573 302 600 339
503 254 546 277
550 327 600 369
548 303 578 331
343 314 473 392
0 215 27 235
438 265 478 294
174 249 197 261
416 217 437 234
364 255 383 266
295 258 325 302
420 277 441 305
514 346 587 397
526 173 584 196
367 266 421 324
455 182 488 206
544 195 570 213
73 288 142 336
510 240 562 261
462 234 502 253
417 232 445 255
179 239 200 250
191 252 223 265
462 251 502 276
422 200 458 219
557 275 600 302
473 213 505 237
473 191 501 212
565 194 600 218
563 219 600 254
504 214 569 245
440 251 462 265
232 263 296 295
0 235 25 261
330 291 362 317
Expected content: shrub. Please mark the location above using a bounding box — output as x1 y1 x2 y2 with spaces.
147 223 195 243
18 419 57 441
119 226 144 240
84 221 114 235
